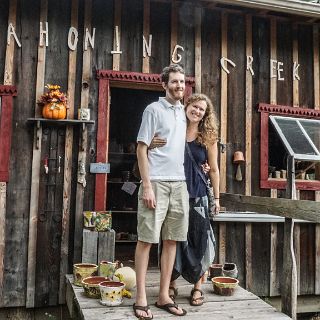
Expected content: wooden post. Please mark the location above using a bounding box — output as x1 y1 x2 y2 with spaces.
244 15 253 291
219 223 226 265
27 0 48 309
270 17 277 105
293 24 299 108
170 0 178 63
73 0 93 264
314 25 320 295
0 182 6 306
220 13 228 193
142 0 150 74
59 0 78 304
282 156 297 319
1 0 17 306
194 7 201 93
112 0 121 71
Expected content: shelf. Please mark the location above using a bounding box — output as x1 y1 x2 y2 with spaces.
27 118 95 126
27 118 95 150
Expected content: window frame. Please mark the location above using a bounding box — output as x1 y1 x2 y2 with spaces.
258 103 320 191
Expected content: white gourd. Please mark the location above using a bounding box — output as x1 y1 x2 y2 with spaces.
114 267 136 290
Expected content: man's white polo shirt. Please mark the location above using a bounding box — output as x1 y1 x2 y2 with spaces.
137 97 186 181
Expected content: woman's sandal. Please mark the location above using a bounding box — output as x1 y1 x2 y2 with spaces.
190 288 204 306
169 286 178 301
155 302 187 316
133 303 153 319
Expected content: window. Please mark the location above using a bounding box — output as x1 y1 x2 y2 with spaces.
258 103 320 190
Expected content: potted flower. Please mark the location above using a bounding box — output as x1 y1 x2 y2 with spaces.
37 84 68 119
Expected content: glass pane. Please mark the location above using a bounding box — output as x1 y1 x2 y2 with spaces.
275 118 317 155
299 120 320 152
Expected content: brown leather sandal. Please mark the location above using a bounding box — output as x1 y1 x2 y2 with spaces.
169 286 178 301
190 288 204 306
133 303 153 319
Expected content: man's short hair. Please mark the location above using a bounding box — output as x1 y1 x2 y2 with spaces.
161 64 185 84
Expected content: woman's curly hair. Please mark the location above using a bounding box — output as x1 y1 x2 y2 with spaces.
185 93 219 147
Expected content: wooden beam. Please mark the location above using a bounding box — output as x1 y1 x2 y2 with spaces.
113 0 121 71
293 224 300 295
270 17 277 105
194 6 201 93
73 0 93 264
220 193 320 223
245 14 252 196
220 13 228 193
1 0 17 306
270 222 278 296
292 24 299 108
142 0 150 73
26 0 48 309
170 0 178 62
281 218 297 320
245 223 252 291
218 223 226 264
59 0 78 304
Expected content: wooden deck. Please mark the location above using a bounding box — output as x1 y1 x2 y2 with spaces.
66 270 292 320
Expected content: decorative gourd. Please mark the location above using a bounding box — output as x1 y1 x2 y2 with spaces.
114 267 136 290
42 103 67 120
37 84 68 120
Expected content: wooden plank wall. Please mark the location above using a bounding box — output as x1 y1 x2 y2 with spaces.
0 0 320 310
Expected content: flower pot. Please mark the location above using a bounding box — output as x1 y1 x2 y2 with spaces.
73 263 98 286
212 276 239 296
209 263 223 279
222 262 238 279
42 102 67 119
81 276 109 298
99 281 125 306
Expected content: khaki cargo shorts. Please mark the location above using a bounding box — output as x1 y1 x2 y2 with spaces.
137 181 189 243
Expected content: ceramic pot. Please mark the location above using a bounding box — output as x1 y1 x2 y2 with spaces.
42 102 67 119
81 276 109 298
99 281 125 306
73 263 98 286
212 276 239 296
83 211 96 229
99 260 122 278
209 263 223 279
94 211 112 231
222 263 238 279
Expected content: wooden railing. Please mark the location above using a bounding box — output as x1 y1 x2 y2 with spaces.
221 193 320 320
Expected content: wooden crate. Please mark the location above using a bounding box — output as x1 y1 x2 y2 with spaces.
82 229 115 264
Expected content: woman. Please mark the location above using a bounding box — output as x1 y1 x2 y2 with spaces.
153 93 220 306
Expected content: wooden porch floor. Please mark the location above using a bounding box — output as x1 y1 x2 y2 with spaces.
66 270 291 320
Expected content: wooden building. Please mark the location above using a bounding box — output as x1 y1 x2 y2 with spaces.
0 0 320 317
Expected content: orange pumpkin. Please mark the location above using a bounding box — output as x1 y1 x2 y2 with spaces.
42 103 67 119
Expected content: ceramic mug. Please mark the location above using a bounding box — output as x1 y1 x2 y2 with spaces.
99 281 125 306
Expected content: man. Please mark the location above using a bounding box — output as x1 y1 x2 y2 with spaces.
133 64 189 319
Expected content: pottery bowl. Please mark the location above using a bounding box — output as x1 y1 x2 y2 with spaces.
99 281 125 306
212 276 239 296
73 263 98 287
81 276 109 298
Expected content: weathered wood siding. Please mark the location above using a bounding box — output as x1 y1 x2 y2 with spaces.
0 0 319 309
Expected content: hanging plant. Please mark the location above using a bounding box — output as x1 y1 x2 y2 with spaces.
37 84 68 120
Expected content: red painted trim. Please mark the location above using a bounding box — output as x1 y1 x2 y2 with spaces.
260 112 269 182
94 70 195 210
95 79 109 211
0 85 17 96
259 103 320 190
261 179 320 191
97 70 195 86
258 103 320 118
0 95 14 182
